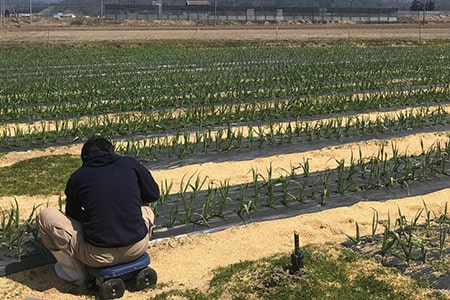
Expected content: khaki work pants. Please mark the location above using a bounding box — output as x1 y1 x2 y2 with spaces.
36 206 154 268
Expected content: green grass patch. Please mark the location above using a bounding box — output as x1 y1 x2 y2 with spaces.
0 154 80 196
150 244 437 300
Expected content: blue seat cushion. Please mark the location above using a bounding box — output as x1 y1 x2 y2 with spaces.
87 252 150 279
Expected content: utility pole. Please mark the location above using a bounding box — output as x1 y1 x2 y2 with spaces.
7 0 21 27
330 0 334 21
214 0 217 26
1 0 4 26
422 0 427 25
350 0 352 20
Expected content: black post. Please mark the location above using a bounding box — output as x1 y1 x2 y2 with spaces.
290 230 304 272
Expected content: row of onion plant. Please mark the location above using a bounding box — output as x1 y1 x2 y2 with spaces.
1 87 450 151
0 199 42 258
152 139 450 229
346 202 449 268
1 102 449 163
1 45 449 122
2 139 448 256
1 82 449 123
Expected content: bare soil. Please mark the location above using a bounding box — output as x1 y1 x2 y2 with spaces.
0 17 449 44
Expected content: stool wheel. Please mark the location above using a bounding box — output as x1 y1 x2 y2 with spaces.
99 278 125 300
86 275 98 291
136 267 158 291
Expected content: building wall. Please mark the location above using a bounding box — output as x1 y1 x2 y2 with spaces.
104 5 400 22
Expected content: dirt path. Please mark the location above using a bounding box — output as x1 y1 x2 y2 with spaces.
1 21 449 43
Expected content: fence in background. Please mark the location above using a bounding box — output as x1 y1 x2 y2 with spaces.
104 6 400 22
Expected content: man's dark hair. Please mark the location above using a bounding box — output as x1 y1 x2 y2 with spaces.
81 137 114 162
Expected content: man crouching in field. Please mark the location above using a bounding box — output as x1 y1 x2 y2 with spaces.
36 137 160 285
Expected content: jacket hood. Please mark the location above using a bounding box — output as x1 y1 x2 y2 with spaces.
82 150 119 167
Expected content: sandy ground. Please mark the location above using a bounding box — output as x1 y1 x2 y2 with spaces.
0 20 449 299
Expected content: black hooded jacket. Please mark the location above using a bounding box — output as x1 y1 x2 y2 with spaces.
65 150 160 248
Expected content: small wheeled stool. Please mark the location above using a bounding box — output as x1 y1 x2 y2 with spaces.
86 252 157 299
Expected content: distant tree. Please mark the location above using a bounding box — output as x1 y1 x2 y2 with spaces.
410 0 435 10
410 0 423 10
